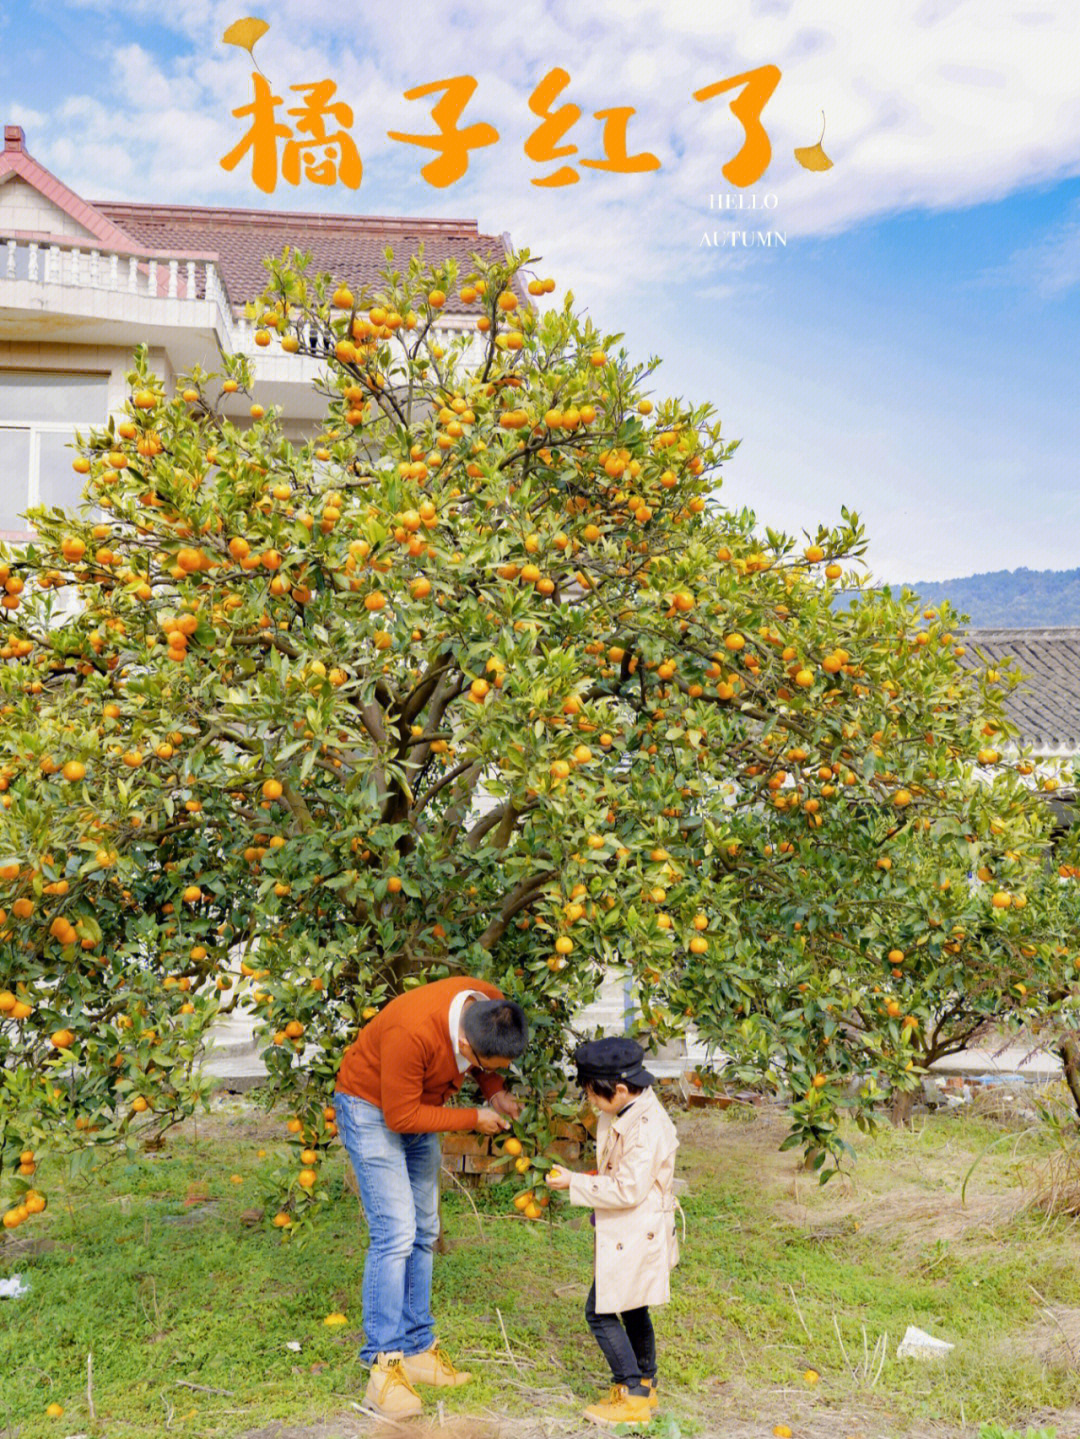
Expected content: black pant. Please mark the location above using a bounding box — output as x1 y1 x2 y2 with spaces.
585 1281 656 1391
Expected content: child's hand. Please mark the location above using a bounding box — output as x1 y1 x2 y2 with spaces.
547 1166 572 1190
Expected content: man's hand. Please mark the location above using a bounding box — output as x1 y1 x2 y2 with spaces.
475 1107 511 1136
490 1089 523 1121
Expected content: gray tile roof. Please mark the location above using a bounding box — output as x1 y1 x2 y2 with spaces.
960 628 1080 753
93 202 522 314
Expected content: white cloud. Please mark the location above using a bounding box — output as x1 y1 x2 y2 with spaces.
24 0 1080 268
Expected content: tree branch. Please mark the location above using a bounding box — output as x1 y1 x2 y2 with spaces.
477 869 556 952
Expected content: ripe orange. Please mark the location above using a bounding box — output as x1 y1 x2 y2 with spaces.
503 1137 523 1156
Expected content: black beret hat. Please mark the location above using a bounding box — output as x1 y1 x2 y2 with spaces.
574 1037 656 1089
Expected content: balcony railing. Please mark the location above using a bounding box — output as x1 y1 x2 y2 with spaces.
0 234 483 364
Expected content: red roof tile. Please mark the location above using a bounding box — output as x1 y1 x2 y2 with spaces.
93 201 520 314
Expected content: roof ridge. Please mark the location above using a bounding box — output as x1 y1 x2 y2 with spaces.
0 147 143 254
94 200 484 233
962 627 1080 638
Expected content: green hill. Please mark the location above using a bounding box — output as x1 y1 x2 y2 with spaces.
894 567 1080 627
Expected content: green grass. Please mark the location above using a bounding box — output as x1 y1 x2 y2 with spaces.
2 1097 1080 1437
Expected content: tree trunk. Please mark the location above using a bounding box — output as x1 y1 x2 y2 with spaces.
1058 1034 1080 1122
890 1088 915 1126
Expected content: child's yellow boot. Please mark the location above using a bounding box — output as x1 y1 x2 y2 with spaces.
642 1376 660 1407
583 1384 653 1427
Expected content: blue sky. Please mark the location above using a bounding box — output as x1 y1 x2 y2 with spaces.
2 0 1079 584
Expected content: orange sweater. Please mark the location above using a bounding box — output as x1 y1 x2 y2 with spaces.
335 976 507 1132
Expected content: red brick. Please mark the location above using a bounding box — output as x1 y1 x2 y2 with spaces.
441 1132 490 1156
544 1139 582 1162
462 1152 500 1174
552 1118 589 1140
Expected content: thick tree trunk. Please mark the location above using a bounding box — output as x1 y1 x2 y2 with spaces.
890 1089 915 1126
1058 1035 1080 1122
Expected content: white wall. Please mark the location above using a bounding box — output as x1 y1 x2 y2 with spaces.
0 176 96 240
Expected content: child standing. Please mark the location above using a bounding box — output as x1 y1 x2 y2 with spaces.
547 1037 680 1428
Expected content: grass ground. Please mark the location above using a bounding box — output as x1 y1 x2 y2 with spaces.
2 1090 1080 1439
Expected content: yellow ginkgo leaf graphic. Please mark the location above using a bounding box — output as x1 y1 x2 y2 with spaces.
222 16 270 59
794 111 834 172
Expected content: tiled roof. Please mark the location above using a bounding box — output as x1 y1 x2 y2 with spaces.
961 628 1080 752
93 201 517 315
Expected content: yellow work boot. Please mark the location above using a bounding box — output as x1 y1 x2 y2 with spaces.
400 1342 472 1387
583 1384 652 1427
642 1376 660 1407
363 1351 423 1418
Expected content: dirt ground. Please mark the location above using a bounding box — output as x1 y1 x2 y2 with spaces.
234 1405 1080 1439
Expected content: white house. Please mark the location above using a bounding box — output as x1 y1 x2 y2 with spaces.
0 121 512 544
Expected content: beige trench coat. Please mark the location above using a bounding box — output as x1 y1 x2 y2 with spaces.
568 1086 680 1313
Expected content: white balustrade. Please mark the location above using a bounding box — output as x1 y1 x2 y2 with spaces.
0 236 320 363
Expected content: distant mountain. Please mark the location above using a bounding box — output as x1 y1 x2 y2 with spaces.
895 567 1080 628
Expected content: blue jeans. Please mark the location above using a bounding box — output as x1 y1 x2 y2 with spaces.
334 1092 441 1364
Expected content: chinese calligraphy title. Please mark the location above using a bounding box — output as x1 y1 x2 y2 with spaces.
220 66 787 194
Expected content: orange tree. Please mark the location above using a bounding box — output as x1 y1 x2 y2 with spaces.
1 244 1077 1234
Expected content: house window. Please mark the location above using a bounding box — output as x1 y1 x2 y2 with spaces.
0 370 107 537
